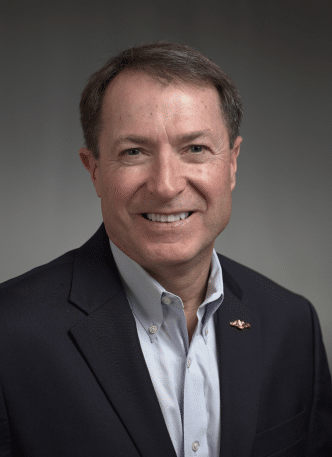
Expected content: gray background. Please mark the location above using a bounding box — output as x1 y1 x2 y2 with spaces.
1 0 331 371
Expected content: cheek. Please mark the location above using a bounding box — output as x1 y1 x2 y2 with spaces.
101 169 141 208
205 166 231 203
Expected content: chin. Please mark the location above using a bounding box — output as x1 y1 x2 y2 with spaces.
138 241 206 267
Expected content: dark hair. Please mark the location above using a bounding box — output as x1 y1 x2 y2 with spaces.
80 41 243 159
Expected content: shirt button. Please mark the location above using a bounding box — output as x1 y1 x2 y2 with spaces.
149 325 158 334
187 358 191 368
192 441 200 451
161 295 172 305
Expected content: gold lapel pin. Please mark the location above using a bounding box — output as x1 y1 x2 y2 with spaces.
230 319 251 330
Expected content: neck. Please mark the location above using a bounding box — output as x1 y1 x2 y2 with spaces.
144 252 212 313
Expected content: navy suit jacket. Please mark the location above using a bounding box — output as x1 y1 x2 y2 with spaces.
0 223 331 456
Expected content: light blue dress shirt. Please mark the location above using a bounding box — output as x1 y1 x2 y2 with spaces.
110 240 224 457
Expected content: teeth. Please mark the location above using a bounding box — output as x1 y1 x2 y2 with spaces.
145 212 190 222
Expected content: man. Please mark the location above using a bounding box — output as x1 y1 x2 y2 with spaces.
0 42 331 457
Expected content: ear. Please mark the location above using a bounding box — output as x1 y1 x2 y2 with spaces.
79 147 101 197
230 136 242 191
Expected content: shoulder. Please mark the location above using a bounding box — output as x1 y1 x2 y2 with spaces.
0 248 86 363
0 249 77 320
0 249 76 293
216 252 314 321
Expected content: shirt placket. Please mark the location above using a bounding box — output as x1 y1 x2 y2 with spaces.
183 320 209 457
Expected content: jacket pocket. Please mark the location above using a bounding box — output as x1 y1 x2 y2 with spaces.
251 409 306 457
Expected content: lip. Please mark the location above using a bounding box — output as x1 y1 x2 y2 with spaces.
139 211 194 215
136 211 197 230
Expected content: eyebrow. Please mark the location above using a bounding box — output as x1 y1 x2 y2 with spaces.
112 130 213 149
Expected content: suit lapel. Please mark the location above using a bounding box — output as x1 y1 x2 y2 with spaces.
215 264 262 457
69 224 177 457
68 224 261 456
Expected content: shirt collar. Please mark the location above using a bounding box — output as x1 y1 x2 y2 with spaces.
109 239 224 332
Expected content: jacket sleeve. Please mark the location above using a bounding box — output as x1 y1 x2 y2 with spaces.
0 382 11 457
306 301 332 455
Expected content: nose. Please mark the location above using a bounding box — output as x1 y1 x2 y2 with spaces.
146 149 186 200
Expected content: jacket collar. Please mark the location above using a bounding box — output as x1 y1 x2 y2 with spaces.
70 223 242 314
69 223 123 314
69 223 261 457
69 223 177 456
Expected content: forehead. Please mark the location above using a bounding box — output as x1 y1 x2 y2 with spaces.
103 70 221 110
100 71 227 142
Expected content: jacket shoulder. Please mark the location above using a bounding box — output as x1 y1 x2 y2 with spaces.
0 249 76 297
217 252 310 312
0 248 82 346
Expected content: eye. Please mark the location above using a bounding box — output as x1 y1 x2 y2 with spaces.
189 145 207 153
120 148 142 157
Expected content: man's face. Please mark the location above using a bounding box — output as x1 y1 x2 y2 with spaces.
80 71 241 272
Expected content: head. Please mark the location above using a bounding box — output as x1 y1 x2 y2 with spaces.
79 41 243 273
80 41 242 159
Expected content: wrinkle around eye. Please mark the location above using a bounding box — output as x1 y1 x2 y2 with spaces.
119 144 209 155
117 145 214 165
120 148 143 157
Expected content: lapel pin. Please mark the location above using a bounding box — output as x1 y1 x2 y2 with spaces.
230 319 251 330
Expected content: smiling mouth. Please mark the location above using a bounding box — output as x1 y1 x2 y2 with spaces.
141 211 194 222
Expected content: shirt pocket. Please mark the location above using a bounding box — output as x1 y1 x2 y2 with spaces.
251 409 306 457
